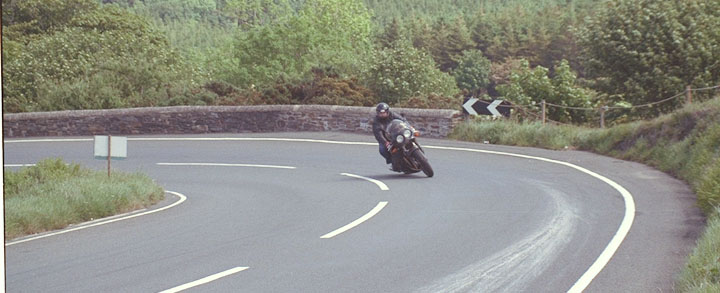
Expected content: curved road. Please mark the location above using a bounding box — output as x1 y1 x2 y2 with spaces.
4 132 703 292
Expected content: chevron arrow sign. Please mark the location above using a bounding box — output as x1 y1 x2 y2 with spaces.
462 98 512 117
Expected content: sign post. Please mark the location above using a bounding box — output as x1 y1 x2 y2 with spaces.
94 135 127 177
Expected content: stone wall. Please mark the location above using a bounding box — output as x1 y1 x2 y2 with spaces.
3 105 463 138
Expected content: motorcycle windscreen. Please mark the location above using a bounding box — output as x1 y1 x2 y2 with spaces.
386 119 410 137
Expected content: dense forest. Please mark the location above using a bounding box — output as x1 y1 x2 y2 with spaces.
2 0 719 125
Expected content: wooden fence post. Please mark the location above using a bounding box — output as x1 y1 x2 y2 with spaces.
686 85 692 104
541 100 546 126
107 135 112 177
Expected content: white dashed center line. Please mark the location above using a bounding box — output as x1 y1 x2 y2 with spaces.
340 173 389 190
159 266 249 293
321 201 389 239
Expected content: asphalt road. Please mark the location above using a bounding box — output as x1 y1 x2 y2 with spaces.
4 132 704 292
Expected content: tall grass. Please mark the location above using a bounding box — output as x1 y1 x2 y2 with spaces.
677 207 720 292
450 97 720 291
4 158 165 240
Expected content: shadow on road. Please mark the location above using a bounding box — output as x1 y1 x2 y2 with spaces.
350 173 431 180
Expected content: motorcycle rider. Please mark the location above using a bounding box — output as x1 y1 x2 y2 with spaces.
372 102 407 171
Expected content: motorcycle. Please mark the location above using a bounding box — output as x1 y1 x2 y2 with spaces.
385 119 434 177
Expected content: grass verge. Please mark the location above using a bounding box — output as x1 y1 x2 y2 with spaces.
4 158 165 240
449 97 720 291
677 207 720 292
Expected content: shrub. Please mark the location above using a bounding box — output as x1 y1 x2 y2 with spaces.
364 40 458 105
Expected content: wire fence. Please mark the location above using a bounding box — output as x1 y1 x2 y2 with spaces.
497 85 720 128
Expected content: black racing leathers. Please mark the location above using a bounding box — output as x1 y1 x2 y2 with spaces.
372 111 408 145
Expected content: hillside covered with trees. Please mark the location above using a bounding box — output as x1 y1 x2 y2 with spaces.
3 0 719 125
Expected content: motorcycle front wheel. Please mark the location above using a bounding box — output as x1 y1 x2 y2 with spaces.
412 149 434 177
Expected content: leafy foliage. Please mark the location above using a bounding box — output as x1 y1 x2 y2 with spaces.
497 60 595 123
220 0 292 27
364 40 458 105
453 50 492 94
203 69 376 106
1 0 99 38
2 1 205 112
127 0 224 23
577 0 720 116
2 0 714 123
427 17 474 72
232 0 373 89
469 1 589 70
395 93 461 110
376 17 403 49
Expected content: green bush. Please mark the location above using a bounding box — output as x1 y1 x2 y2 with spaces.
453 49 492 94
496 59 595 124
364 40 458 105
231 0 373 89
1 2 203 113
395 93 462 110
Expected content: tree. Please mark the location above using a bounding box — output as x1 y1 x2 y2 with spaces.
453 50 492 94
128 0 225 22
404 17 433 52
2 0 98 38
220 0 292 27
377 17 403 49
300 0 373 73
232 0 373 88
471 5 530 63
443 17 475 71
426 17 474 72
2 2 197 112
470 2 586 73
577 0 720 116
497 59 595 123
427 17 451 71
364 40 458 105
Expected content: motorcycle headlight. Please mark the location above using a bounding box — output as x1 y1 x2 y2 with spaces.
403 129 412 138
396 135 404 143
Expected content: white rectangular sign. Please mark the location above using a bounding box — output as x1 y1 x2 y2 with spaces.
94 136 127 160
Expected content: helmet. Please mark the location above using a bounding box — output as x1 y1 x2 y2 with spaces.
376 103 390 114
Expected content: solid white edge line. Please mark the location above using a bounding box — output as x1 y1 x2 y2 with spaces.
321 201 388 239
4 138 92 143
567 179 635 293
4 137 377 145
125 137 376 146
6 136 635 290
3 164 36 167
159 266 249 293
157 163 296 169
424 145 635 292
5 190 187 246
340 173 389 191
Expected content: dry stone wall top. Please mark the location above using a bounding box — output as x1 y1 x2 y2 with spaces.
3 105 463 138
